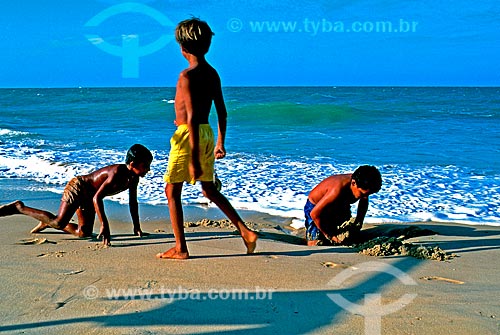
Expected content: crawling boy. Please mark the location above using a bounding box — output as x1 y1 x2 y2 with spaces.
0 144 153 245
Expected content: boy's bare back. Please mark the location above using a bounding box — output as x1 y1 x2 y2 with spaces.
308 173 356 207
80 164 140 197
174 62 224 126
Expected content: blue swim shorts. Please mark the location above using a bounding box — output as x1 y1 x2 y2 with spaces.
304 199 322 241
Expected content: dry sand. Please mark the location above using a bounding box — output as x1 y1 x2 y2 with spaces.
0 207 499 335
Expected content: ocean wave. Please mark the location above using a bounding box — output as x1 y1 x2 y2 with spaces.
0 128 31 137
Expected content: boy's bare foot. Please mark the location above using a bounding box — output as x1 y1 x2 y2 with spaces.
307 240 320 246
30 221 49 234
243 230 258 254
0 201 23 216
156 247 189 260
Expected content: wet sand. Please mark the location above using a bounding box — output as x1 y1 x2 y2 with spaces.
0 207 499 334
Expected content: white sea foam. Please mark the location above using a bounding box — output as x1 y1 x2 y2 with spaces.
1 148 499 227
0 128 30 137
139 153 500 226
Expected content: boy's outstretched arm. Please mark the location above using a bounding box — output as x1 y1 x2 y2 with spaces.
129 179 146 236
355 197 369 224
213 73 227 159
93 179 114 246
310 189 341 242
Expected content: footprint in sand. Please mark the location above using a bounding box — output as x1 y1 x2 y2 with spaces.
37 251 66 258
57 269 85 276
321 261 349 269
16 238 57 245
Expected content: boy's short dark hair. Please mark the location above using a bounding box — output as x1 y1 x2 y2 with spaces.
175 18 214 56
352 165 382 193
126 144 153 165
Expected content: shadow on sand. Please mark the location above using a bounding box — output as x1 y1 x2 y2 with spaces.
3 222 499 333
0 257 423 334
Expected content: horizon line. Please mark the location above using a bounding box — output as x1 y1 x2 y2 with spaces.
1 85 500 89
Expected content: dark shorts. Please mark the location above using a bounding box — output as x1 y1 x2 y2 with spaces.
56 177 96 231
61 177 95 213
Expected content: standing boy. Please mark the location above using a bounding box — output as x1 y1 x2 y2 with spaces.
305 165 382 246
158 18 257 259
0 144 153 246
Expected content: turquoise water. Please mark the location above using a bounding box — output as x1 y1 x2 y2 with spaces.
0 87 499 225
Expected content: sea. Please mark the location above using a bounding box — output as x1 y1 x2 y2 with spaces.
0 87 499 226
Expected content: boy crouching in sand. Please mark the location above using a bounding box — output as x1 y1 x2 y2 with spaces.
0 144 153 246
157 18 257 259
305 165 382 246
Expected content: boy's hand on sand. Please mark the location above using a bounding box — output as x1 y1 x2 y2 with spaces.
97 226 111 246
326 234 341 245
214 145 226 159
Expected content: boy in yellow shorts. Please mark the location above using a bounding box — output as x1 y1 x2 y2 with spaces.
157 18 257 259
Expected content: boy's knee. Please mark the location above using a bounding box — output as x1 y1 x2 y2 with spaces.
78 225 93 237
201 188 210 198
201 183 218 198
165 191 175 201
50 220 68 230
165 184 182 200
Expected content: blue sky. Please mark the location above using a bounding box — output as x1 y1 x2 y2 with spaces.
1 0 499 87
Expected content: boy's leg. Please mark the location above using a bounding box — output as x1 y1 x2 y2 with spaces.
201 181 257 254
0 200 24 217
74 207 95 237
0 201 24 216
304 215 340 246
304 200 320 246
157 182 189 259
305 221 324 246
29 201 77 234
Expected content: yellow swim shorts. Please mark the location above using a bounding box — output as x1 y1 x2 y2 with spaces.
164 124 215 184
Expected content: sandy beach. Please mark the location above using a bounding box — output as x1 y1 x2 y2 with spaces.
0 202 499 335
